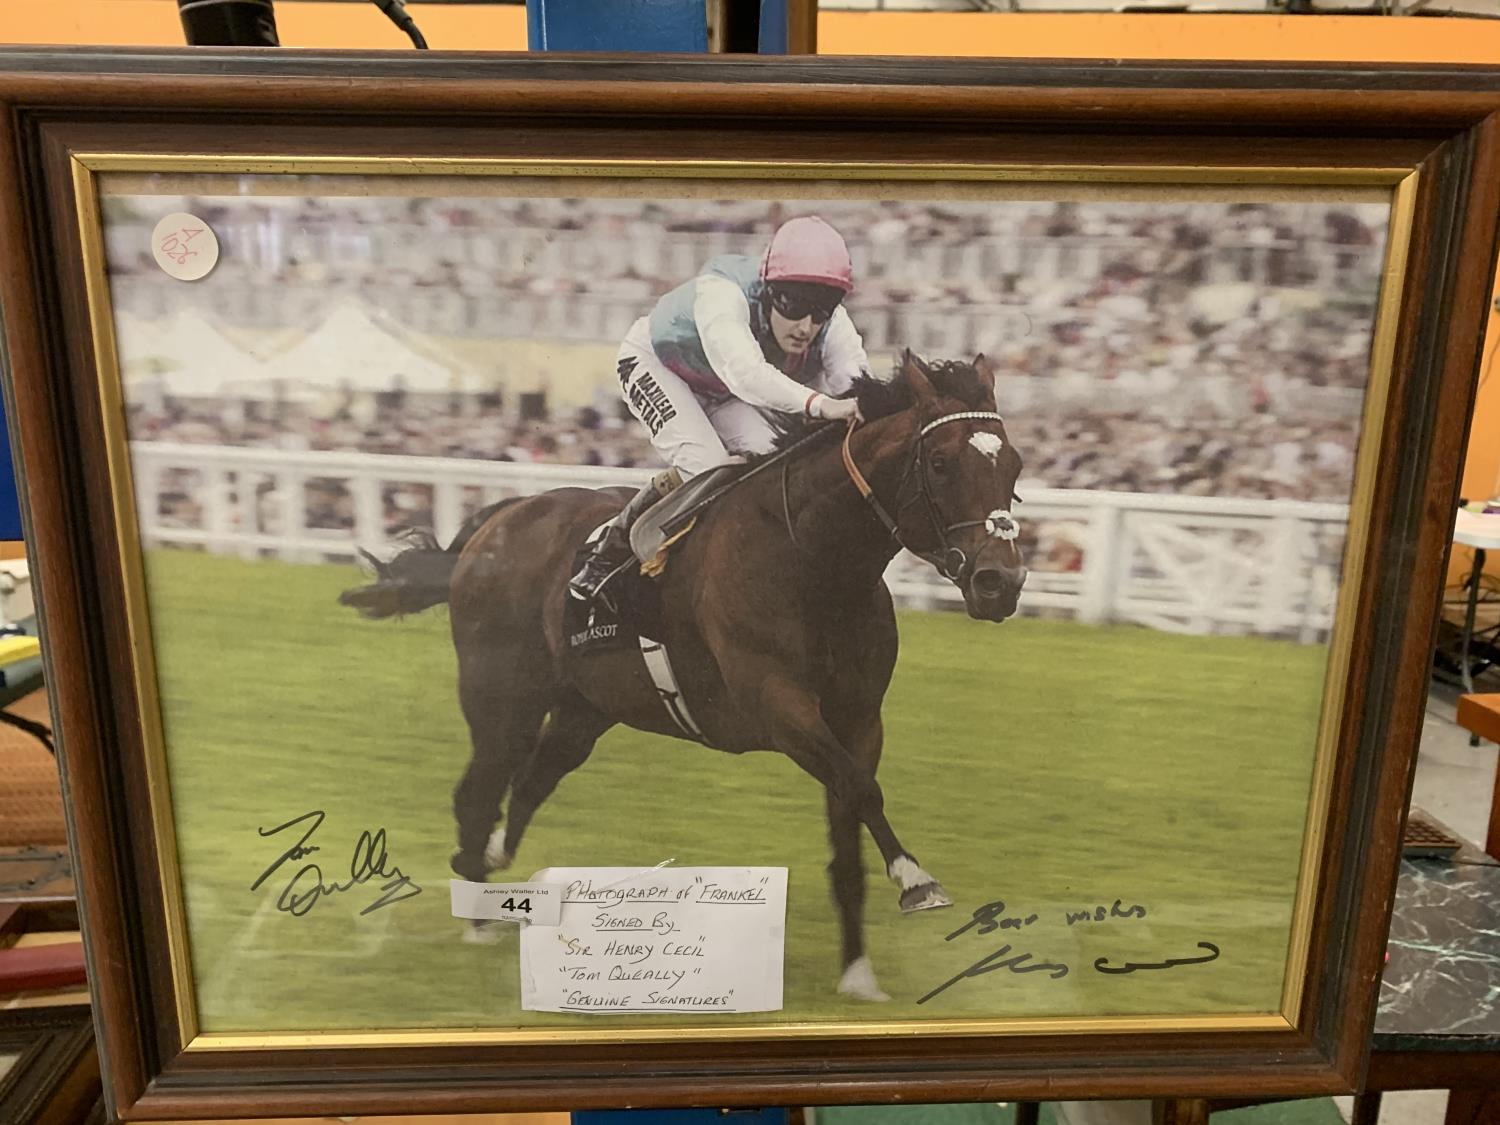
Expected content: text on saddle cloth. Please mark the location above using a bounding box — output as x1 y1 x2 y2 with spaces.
560 552 704 744
562 545 659 655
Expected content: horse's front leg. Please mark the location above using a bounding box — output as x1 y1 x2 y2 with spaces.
761 677 951 916
826 788 886 1001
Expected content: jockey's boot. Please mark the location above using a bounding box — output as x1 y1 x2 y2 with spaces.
568 469 681 603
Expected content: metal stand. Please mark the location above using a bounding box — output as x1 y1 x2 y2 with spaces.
1460 547 1488 747
1461 547 1488 698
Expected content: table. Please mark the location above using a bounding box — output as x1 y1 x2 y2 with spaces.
0 616 46 753
1361 845 1500 1124
1449 510 1500 696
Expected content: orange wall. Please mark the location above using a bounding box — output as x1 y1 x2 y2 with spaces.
9 3 1500 63
3 0 525 50
6 2 1500 504
821 11 1500 62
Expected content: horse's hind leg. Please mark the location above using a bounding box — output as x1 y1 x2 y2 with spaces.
451 656 548 882
492 695 615 870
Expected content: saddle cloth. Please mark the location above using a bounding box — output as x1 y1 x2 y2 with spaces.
561 548 705 741
564 541 663 655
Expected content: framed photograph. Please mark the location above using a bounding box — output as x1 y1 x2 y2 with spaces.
1 48 1496 1120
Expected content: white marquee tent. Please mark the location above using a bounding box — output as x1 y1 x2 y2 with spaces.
117 308 282 400
267 301 471 394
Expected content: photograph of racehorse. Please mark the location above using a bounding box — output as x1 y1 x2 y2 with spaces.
98 179 1393 1033
340 353 1025 1002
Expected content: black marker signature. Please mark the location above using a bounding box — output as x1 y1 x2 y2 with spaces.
1094 941 1221 976
917 943 1070 1005
251 810 422 918
945 900 1039 942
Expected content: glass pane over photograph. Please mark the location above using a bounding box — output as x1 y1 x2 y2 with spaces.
88 170 1394 1037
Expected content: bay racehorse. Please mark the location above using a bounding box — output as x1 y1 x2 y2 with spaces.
340 352 1027 1001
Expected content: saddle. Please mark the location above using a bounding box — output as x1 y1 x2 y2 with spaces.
565 424 842 658
563 463 743 660
628 462 743 576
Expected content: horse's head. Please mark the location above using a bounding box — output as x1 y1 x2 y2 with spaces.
857 351 1027 622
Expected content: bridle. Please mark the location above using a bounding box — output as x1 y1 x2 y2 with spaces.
840 411 1019 582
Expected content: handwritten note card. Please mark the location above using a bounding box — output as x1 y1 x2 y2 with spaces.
519 867 787 1014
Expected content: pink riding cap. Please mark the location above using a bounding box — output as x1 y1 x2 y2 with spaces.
761 216 855 293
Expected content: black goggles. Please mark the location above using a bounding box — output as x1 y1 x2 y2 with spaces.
767 284 843 323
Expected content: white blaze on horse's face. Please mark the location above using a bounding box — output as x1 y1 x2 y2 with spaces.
968 431 1005 464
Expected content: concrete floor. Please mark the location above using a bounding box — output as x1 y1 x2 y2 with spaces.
1405 683 1498 848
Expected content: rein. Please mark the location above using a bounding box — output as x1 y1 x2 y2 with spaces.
841 410 1015 582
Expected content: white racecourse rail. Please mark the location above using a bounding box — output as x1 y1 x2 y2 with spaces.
132 442 1350 643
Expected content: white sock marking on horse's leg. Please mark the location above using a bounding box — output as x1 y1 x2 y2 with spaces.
483 827 511 871
889 855 936 891
837 956 890 1002
462 920 512 946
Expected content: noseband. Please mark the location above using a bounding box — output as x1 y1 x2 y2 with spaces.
841 411 1017 582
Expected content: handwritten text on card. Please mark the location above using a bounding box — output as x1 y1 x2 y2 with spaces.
519 867 787 1014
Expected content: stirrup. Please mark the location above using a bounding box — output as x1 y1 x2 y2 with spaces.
569 552 632 605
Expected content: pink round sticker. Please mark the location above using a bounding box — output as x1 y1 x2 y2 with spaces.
150 212 219 281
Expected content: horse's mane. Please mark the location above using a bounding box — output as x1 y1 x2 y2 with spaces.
764 354 993 456
853 355 994 420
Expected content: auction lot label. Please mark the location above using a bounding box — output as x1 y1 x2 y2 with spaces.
520 867 788 1014
450 879 564 926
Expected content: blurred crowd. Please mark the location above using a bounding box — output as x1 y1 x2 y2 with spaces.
131 381 1359 514
114 195 1387 511
107 194 1384 364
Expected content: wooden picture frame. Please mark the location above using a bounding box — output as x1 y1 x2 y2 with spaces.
0 47 1496 1120
0 1006 99 1125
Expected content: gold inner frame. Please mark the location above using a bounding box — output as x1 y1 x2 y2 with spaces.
70 154 1418 1053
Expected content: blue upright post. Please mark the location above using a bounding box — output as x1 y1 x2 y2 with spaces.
525 0 709 53
542 6 792 1119
526 0 794 54
758 0 791 54
0 406 23 543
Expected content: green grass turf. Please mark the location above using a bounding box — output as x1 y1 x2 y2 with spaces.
140 550 1329 1033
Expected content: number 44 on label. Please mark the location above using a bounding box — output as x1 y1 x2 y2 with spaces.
449 880 563 925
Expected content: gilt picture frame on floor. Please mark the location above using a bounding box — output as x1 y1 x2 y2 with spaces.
0 48 1496 1121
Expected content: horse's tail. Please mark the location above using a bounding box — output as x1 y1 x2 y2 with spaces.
337 498 520 620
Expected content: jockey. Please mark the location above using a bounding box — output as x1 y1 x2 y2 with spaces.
569 215 871 602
